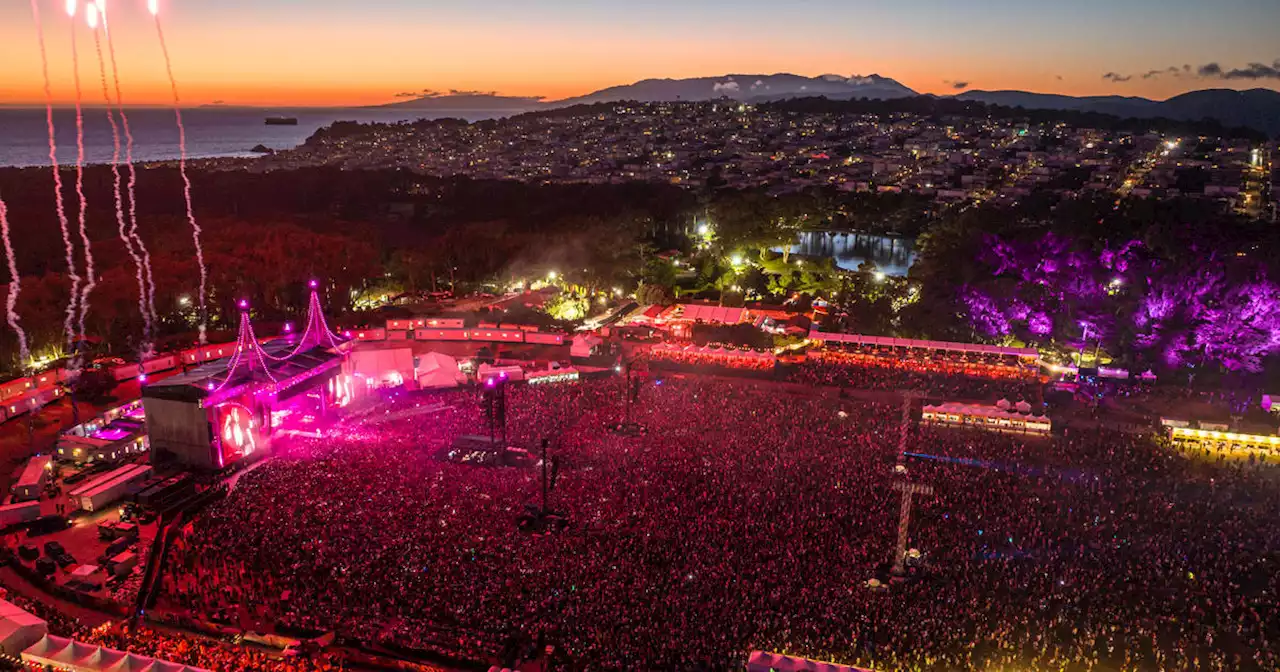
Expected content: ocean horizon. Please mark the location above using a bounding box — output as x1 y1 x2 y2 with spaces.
0 107 521 168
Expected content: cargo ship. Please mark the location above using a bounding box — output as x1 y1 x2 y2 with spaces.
264 116 299 126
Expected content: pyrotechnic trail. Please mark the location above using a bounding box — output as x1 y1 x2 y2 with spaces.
0 196 31 366
98 0 156 339
30 0 81 352
89 3 151 345
68 0 96 359
151 0 207 343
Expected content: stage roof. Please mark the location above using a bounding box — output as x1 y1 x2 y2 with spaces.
142 340 341 404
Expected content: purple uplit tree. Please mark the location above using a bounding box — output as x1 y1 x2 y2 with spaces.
958 230 1280 372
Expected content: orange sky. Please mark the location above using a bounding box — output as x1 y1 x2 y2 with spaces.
1 0 1276 107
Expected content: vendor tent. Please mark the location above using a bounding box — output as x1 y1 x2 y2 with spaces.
0 599 47 655
747 651 876 672
570 334 604 358
22 635 212 672
416 352 465 389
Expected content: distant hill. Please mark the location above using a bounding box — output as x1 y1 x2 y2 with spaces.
370 76 1278 136
956 88 1280 136
374 93 544 111
553 73 918 106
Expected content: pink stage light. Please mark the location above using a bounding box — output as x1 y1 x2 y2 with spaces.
284 323 293 333
309 279 318 289
238 299 248 309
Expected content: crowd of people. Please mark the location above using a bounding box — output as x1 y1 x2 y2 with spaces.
78 624 343 672
793 352 1043 402
645 345 776 371
151 374 1280 671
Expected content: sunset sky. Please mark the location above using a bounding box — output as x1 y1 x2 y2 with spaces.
1 0 1277 107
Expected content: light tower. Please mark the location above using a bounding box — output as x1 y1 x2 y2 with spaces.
889 392 932 578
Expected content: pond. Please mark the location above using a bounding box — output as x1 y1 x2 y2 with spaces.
778 231 917 276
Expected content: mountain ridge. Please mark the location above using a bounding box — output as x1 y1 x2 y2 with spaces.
373 75 1280 136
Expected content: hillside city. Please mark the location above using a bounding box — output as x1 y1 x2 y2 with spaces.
237 101 1278 220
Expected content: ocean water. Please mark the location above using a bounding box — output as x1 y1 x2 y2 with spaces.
0 107 518 168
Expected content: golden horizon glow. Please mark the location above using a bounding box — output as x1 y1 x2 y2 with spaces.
0 1 1276 108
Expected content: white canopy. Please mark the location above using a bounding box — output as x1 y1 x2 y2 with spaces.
923 402 1050 425
570 333 604 358
747 651 875 672
650 343 772 359
809 329 1039 358
22 635 211 672
0 599 47 655
673 304 746 324
416 352 465 389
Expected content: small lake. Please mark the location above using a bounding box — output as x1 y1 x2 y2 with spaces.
779 231 917 276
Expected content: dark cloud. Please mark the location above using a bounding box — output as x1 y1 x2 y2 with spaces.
393 92 419 98
1196 59 1280 80
1055 75 1064 81
1102 72 1132 82
1141 66 1185 80
942 79 970 90
1220 61 1280 80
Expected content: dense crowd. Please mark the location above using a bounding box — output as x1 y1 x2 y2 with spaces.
645 346 776 371
793 352 1042 402
161 377 1279 671
80 625 340 672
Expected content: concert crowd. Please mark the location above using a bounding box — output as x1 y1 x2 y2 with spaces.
160 377 1279 671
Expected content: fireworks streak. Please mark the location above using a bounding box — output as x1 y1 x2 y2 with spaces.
89 4 151 345
98 0 156 347
152 2 207 343
0 196 31 366
69 1 96 362
30 0 80 352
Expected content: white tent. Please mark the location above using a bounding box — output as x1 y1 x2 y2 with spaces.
0 599 47 655
346 347 415 389
747 651 876 672
22 635 212 672
570 334 604 358
417 352 466 389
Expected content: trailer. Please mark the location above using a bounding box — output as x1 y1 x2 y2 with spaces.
110 355 180 382
10 456 51 502
1 387 64 425
0 501 41 528
68 464 151 511
75 465 153 513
